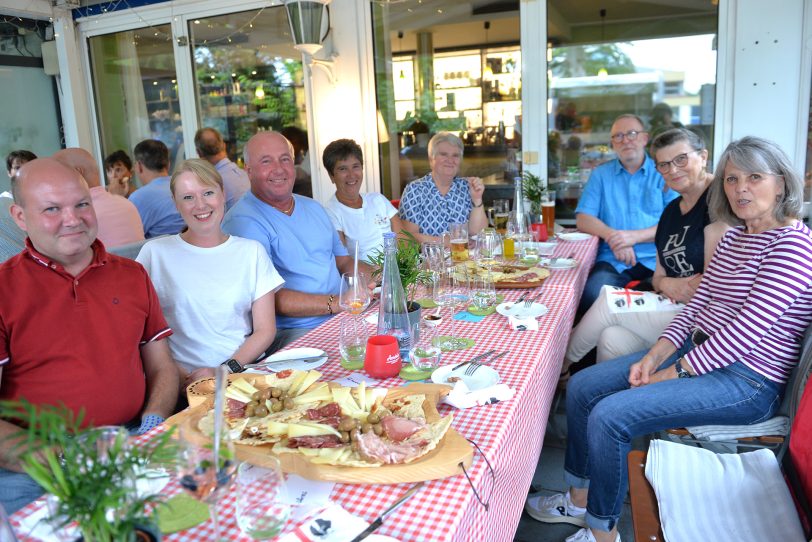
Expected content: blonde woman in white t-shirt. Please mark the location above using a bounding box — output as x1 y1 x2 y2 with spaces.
321 139 403 260
137 159 284 388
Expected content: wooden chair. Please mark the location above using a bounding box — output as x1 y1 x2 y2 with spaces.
663 322 812 460
627 450 664 542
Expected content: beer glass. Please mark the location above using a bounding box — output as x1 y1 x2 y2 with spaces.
540 190 556 232
492 199 510 234
448 222 469 262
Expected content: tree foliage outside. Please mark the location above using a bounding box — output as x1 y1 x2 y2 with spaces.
550 44 636 78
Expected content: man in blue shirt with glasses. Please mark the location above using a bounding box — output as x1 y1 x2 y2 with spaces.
575 114 678 317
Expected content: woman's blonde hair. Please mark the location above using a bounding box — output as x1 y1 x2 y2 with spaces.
170 158 224 197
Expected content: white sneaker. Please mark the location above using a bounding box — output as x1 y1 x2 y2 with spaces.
524 491 587 527
565 527 621 542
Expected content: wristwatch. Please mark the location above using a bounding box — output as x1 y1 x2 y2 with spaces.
221 358 244 374
675 357 692 379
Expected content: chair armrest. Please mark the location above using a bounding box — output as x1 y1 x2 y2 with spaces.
627 450 664 541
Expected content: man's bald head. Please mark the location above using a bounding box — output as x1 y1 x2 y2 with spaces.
194 127 227 164
13 158 87 205
52 148 102 189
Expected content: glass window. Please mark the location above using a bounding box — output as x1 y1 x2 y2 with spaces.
373 6 521 202
546 1 718 222
88 25 183 179
189 8 307 172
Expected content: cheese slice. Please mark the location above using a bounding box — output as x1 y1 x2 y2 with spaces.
287 422 341 438
292 383 332 405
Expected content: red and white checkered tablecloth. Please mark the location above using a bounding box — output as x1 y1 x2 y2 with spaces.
12 237 597 542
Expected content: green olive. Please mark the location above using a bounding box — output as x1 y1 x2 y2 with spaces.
366 412 381 425
271 387 282 398
283 398 295 410
339 431 350 443
252 391 263 401
271 401 283 413
372 423 383 436
338 417 356 432
244 404 256 417
361 423 373 434
253 405 269 417
260 388 273 400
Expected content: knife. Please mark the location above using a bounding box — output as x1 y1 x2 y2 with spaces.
350 482 425 542
246 354 326 368
451 349 497 371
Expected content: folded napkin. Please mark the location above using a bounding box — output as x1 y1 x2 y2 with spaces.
278 503 369 542
508 315 538 331
686 415 789 441
645 438 804 542
14 501 78 542
444 380 515 409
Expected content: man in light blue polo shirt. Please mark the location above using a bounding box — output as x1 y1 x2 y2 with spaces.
575 114 678 316
223 131 371 351
129 139 184 238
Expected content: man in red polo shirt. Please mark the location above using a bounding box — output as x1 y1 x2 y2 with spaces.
0 158 179 513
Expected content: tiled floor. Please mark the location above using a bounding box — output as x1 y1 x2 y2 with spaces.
512 392 637 542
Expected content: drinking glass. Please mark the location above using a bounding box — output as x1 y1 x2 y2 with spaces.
177 413 237 542
339 272 371 316
434 265 470 350
448 222 469 262
422 242 445 271
471 270 496 311
540 190 556 232
339 316 368 370
236 460 289 540
408 321 442 374
0 504 18 542
476 229 501 266
492 199 510 234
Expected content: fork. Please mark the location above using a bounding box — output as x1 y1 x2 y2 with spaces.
464 350 509 375
524 293 540 309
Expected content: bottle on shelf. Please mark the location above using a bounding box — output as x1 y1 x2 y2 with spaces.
377 232 413 361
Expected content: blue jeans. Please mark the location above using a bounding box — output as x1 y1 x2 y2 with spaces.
0 468 43 514
563 337 783 532
578 261 653 317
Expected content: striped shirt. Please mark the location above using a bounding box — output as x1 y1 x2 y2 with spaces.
661 221 812 383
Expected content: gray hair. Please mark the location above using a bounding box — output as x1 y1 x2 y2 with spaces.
612 114 646 130
650 127 706 158
428 132 464 160
708 136 803 225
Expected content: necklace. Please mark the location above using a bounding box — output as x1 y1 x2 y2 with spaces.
274 197 295 215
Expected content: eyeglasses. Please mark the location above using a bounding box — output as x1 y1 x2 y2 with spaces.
609 130 646 143
655 150 700 173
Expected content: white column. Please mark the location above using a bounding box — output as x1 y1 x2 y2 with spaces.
53 7 94 151
519 0 547 185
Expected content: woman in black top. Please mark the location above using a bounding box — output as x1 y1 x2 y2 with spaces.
564 128 729 367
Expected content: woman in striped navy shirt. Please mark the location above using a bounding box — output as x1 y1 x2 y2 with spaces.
526 136 812 542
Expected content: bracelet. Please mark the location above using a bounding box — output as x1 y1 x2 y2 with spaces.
472 201 484 208
327 294 335 315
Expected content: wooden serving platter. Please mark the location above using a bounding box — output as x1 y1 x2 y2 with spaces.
494 275 548 289
169 378 473 484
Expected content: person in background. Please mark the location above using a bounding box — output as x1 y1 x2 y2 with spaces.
0 158 178 514
561 129 729 385
193 127 250 210
103 149 136 198
398 131 487 243
280 126 312 198
223 131 372 351
575 114 679 316
5 150 36 182
321 138 402 260
137 159 282 386
129 139 184 238
526 136 812 542
53 148 144 248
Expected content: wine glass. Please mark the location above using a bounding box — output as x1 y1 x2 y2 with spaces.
339 272 371 317
177 413 238 541
339 316 369 370
433 265 470 350
471 270 496 311
408 320 442 375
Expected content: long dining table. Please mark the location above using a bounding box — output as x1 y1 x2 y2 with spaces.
11 235 597 542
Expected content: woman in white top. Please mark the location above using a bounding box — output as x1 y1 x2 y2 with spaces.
322 139 403 260
137 159 284 387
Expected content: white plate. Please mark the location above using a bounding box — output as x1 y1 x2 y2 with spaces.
254 347 328 373
557 232 591 242
432 363 500 391
495 301 549 319
365 536 401 542
542 258 578 269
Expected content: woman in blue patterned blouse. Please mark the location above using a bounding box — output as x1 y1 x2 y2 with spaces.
398 132 487 244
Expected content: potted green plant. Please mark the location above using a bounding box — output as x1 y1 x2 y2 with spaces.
0 400 177 542
522 171 545 215
365 230 433 313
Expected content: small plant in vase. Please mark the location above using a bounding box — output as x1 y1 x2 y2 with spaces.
522 171 545 216
0 400 177 542
365 230 433 310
